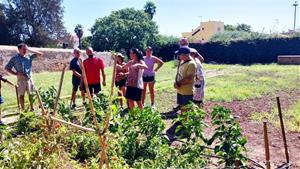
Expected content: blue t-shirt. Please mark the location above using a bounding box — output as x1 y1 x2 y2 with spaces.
5 54 37 79
69 57 82 80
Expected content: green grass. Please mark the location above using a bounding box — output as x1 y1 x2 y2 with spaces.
251 100 300 132
1 62 299 113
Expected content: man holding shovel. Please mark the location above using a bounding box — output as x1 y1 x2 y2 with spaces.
5 43 43 111
0 75 16 124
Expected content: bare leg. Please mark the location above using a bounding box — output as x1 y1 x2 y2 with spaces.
127 99 135 110
148 82 155 106
71 91 76 106
19 95 25 110
137 101 143 110
142 83 148 105
29 94 34 111
118 87 123 107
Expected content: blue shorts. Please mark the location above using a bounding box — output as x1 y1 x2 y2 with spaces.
177 93 193 106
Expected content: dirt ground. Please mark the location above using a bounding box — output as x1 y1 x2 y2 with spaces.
205 89 300 168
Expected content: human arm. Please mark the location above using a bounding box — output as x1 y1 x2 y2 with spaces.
153 56 164 72
174 64 196 87
72 70 82 78
198 54 204 63
0 75 15 86
137 60 148 69
101 68 106 86
27 46 43 58
5 57 18 76
99 59 106 86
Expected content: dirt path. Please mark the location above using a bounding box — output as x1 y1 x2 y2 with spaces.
205 89 300 168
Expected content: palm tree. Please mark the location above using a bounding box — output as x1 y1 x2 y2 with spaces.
74 24 84 49
144 1 156 20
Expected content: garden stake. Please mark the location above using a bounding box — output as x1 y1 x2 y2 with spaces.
50 64 67 132
276 97 290 164
49 115 96 133
99 53 117 169
15 85 20 113
36 90 51 134
52 64 67 117
263 121 271 169
79 58 108 169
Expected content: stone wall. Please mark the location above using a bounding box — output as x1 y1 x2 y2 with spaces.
0 45 113 75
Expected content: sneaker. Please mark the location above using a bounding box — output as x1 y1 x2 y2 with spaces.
71 104 77 110
173 104 180 111
151 104 156 110
82 101 87 106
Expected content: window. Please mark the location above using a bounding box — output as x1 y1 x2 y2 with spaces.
217 27 221 31
202 27 204 30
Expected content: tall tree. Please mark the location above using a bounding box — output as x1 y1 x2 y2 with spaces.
236 24 252 33
0 3 10 45
3 0 66 47
74 24 84 49
90 8 159 52
224 24 236 31
144 1 156 20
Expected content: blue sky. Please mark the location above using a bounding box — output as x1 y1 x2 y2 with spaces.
63 0 297 37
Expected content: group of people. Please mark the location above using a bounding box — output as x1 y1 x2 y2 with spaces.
3 38 205 114
175 38 205 112
70 46 164 110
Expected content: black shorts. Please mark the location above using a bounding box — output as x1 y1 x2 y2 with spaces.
83 83 102 94
143 76 155 83
177 93 193 106
72 77 84 92
115 78 126 88
125 86 143 101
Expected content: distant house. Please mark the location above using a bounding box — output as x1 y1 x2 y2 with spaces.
182 21 224 43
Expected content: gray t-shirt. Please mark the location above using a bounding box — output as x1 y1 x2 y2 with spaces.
5 54 37 79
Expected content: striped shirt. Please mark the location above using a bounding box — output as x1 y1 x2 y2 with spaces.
5 54 37 79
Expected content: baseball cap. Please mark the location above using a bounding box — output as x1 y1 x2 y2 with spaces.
175 46 191 55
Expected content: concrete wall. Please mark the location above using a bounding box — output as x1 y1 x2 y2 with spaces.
0 45 113 75
278 55 300 65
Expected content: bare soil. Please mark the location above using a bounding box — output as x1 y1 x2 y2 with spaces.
205 89 300 168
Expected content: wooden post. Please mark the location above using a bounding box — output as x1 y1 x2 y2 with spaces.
99 53 117 169
49 115 96 133
78 58 107 169
263 121 271 169
276 97 289 163
50 64 67 132
36 90 51 133
52 64 67 117
15 85 20 113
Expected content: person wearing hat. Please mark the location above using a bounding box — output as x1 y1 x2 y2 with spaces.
173 46 196 111
83 47 106 96
190 48 205 107
166 46 196 142
69 48 86 109
5 43 43 111
114 53 128 108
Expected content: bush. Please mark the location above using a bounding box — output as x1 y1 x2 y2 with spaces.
158 36 300 64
